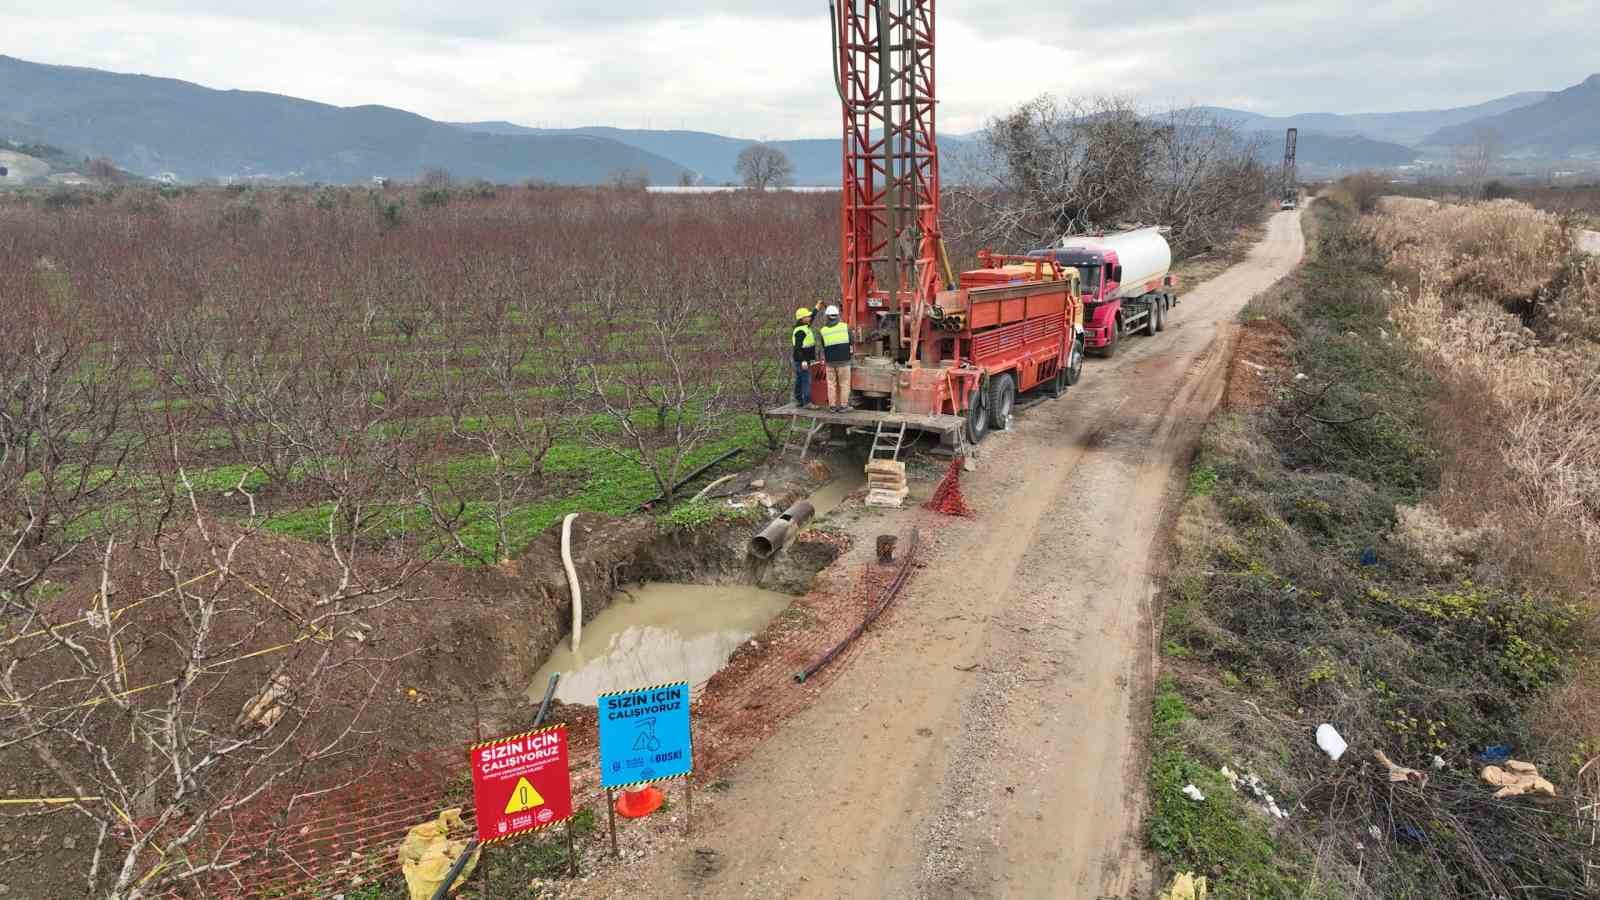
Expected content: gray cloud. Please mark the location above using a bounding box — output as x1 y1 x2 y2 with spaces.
3 1 1595 139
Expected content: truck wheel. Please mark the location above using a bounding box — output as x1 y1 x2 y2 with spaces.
1143 303 1159 336
1065 335 1085 386
1047 361 1067 399
987 373 1016 431
964 387 990 443
1154 299 1165 332
1101 318 1120 357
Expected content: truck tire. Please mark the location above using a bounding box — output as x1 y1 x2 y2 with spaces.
1154 299 1165 332
964 386 990 444
1048 360 1067 399
1065 334 1085 386
988 373 1016 431
1143 302 1159 336
1100 318 1120 357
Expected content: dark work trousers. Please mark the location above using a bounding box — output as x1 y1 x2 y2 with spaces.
793 361 812 407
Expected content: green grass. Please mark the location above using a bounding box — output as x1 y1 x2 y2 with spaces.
480 808 597 893
1146 681 1303 898
1185 464 1217 496
261 413 769 562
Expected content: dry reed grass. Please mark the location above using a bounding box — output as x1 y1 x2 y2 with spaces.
1371 200 1600 579
1373 199 1600 843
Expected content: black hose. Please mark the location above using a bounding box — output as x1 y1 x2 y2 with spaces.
429 838 481 900
637 448 742 510
828 2 847 104
533 672 560 727
795 527 919 683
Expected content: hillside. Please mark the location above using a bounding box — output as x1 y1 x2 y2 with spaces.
1200 91 1550 146
1424 74 1600 159
456 123 862 185
0 55 692 184
1260 131 1416 172
453 122 978 185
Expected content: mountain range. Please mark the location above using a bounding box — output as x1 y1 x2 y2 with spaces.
1426 75 1600 158
1 53 1596 185
0 55 691 184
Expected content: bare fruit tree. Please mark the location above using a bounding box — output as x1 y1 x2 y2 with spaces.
580 254 727 508
0 464 423 898
737 143 795 192
945 95 1270 259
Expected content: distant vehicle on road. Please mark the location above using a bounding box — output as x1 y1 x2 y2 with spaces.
1280 198 1297 210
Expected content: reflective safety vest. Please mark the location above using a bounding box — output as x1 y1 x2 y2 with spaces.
793 325 816 348
819 322 849 347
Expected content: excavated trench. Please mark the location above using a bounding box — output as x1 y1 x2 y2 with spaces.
395 468 849 749
524 512 843 704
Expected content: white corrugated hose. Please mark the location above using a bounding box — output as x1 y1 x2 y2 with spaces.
561 513 582 652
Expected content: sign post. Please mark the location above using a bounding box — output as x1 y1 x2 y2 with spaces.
469 724 575 844
597 681 694 853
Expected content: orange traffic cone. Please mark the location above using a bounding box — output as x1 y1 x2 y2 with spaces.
614 785 665 818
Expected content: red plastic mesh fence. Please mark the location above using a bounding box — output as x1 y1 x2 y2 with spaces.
924 456 974 517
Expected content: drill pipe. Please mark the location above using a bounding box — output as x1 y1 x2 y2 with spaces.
748 501 816 559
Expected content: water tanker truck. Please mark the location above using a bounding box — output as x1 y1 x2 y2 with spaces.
1029 227 1179 356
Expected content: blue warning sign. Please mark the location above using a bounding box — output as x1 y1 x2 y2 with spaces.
597 681 692 789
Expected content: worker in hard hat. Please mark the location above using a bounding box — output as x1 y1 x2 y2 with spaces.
817 304 852 413
792 306 817 409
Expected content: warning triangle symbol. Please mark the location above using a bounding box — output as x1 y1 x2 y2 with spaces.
503 776 545 814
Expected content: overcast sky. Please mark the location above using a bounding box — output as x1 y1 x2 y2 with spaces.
4 1 1596 138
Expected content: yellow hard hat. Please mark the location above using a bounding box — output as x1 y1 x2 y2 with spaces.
795 307 814 321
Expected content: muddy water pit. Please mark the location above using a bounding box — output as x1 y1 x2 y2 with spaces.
525 473 859 705
530 583 794 704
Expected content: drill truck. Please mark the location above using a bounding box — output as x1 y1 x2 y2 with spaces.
1028 227 1180 356
774 0 1086 456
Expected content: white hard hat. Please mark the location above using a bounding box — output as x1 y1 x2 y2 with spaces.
824 304 840 316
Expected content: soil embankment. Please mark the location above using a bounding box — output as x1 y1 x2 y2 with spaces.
576 209 1307 898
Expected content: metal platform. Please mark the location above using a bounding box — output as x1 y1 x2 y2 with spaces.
765 404 966 434
768 403 968 461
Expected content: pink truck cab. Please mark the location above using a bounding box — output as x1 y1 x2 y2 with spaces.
1028 227 1179 355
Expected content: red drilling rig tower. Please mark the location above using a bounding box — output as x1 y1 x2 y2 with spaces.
777 0 1084 468
833 0 944 352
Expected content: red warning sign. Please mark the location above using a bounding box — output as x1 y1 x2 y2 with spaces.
468 724 573 842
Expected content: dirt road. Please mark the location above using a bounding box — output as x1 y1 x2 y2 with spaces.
579 210 1306 899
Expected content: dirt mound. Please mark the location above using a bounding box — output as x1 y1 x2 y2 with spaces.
1224 319 1294 409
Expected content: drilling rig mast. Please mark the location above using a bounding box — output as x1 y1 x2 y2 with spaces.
1281 127 1298 204
832 0 943 353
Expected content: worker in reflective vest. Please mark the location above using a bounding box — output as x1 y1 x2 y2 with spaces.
792 307 817 409
818 305 852 413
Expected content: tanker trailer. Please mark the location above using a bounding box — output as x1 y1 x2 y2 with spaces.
1028 227 1179 356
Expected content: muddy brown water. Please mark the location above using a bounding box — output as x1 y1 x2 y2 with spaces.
528 582 793 705
805 466 866 517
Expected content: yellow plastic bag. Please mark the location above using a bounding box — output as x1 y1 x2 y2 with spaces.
1159 871 1209 900
398 808 479 900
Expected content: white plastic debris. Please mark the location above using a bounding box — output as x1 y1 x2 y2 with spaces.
1368 824 1382 841
1294 372 1309 381
1220 765 1287 818
1181 784 1206 802
1316 723 1348 761
1432 755 1446 770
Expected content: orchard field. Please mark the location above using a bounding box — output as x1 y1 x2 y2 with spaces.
3 184 840 571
